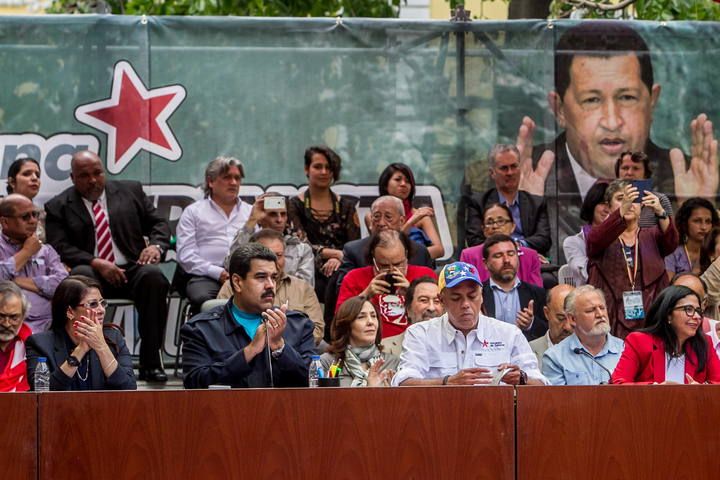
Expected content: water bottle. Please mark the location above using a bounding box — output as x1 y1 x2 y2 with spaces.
308 355 323 388
34 357 50 392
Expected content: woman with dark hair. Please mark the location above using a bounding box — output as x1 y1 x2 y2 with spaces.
611 285 720 384
460 203 542 287
587 180 678 339
25 276 136 391
562 181 610 285
665 197 719 277
288 145 360 299
5 157 45 239
376 163 444 259
320 296 398 387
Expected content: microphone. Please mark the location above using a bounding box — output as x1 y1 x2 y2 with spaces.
261 312 275 388
572 347 612 384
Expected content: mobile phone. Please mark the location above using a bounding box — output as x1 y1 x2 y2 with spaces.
263 196 286 210
384 273 396 293
630 179 652 204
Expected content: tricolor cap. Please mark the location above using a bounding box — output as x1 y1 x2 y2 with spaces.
438 262 482 290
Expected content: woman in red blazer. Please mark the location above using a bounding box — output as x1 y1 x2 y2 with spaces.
612 285 720 384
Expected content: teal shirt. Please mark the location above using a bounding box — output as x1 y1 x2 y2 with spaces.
230 302 263 339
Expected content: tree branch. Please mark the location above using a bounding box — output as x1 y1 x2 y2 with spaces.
563 0 637 12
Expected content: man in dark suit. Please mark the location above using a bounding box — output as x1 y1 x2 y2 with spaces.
480 234 547 341
44 150 171 382
466 144 551 256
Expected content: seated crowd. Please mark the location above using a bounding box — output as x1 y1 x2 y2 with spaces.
2 144 720 393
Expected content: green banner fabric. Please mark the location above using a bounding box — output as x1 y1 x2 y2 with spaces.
1 16 719 262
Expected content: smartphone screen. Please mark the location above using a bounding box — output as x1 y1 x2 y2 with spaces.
263 196 286 210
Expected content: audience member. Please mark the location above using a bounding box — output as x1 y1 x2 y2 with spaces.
530 284 574 369
25 276 136 391
392 262 547 386
615 151 674 227
0 282 32 392
335 230 436 350
480 234 547 341
461 203 542 287
665 197 719 277
701 231 720 319
320 296 398 387
562 181 609 286
44 150 170 381
543 285 624 385
5 158 45 240
382 276 443 356
587 180 678 338
226 192 313 286
376 163 444 259
287 145 360 300
466 144 551 255
670 272 720 359
0 194 67 332
181 243 315 389
217 229 324 346
176 156 253 309
611 285 720 384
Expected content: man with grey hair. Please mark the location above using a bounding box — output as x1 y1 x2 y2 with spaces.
542 285 624 385
176 156 253 310
465 144 551 255
0 279 34 391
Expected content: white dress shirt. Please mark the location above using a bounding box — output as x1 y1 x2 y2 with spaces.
176 197 252 279
392 313 548 386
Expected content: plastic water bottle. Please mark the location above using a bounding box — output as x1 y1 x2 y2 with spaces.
34 357 50 392
309 355 323 388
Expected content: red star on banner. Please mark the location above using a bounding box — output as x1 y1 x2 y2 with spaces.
75 61 186 174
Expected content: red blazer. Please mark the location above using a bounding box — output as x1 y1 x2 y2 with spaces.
611 332 720 384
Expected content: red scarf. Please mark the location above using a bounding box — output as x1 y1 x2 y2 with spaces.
402 198 413 220
0 323 32 392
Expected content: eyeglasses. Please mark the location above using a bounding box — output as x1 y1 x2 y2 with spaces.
78 299 108 310
0 313 23 324
2 210 41 221
373 258 407 272
673 305 703 318
483 218 511 228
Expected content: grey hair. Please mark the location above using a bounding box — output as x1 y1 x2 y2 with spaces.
564 285 606 316
203 156 245 198
489 144 520 168
604 179 630 204
371 195 404 216
0 280 29 316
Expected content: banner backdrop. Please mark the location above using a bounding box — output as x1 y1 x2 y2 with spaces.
2 16 720 263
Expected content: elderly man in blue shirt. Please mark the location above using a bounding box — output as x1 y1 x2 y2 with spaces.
542 285 624 385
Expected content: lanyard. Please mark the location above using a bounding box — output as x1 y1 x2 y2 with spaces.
683 244 696 272
619 233 639 290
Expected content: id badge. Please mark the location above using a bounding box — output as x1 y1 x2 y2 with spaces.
623 290 645 321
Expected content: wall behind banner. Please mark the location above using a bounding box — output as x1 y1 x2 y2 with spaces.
1 16 719 263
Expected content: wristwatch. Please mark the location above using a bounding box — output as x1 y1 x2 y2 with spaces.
655 211 668 220
271 344 285 359
518 370 528 386
67 355 81 367
152 244 165 255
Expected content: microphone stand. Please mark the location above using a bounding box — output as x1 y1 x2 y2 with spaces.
572 347 612 384
261 313 274 388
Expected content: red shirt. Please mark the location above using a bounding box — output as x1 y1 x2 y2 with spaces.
0 323 32 392
336 265 437 338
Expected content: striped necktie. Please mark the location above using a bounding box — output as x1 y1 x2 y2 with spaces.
92 201 115 263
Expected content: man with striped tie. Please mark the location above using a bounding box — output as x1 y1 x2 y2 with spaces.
45 151 171 382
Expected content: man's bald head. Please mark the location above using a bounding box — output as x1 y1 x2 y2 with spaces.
70 150 106 202
544 284 575 345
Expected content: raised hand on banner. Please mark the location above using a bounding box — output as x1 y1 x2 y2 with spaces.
516 116 555 196
671 113 719 205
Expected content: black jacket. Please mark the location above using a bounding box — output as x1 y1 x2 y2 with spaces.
25 327 136 391
45 180 171 267
181 300 316 389
482 281 547 341
466 188 551 255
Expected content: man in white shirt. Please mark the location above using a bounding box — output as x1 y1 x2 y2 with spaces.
392 261 548 386
176 156 253 310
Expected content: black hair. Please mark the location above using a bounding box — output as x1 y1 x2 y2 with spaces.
482 233 516 261
378 163 416 201
555 22 654 100
50 276 102 332
228 243 277 280
642 285 708 373
365 229 413 265
404 276 438 310
614 151 652 179
676 198 719 272
6 158 40 194
304 145 342 182
580 181 609 224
